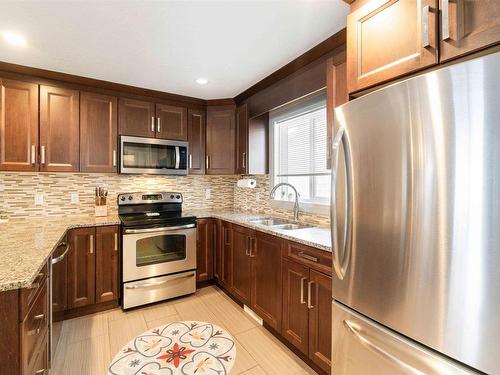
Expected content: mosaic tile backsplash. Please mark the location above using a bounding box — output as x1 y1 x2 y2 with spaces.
0 173 330 226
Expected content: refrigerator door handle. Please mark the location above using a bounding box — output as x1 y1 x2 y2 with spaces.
331 127 353 280
343 319 423 375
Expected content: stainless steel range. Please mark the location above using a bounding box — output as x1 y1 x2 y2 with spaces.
118 192 196 309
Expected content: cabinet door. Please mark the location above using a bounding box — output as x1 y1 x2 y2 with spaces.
156 104 188 140
308 270 332 374
187 109 206 175
235 104 248 174
196 219 214 282
118 98 155 137
440 0 500 62
251 231 283 331
217 220 232 287
206 107 235 174
67 227 96 308
230 225 252 305
282 259 310 355
39 85 79 172
347 0 438 93
0 79 38 171
51 241 69 321
95 226 120 303
326 58 348 169
80 92 118 173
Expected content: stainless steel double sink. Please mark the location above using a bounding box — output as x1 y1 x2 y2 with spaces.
248 217 313 230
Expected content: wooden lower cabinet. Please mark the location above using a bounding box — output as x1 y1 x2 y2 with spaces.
95 226 120 303
251 231 283 331
215 220 232 287
230 225 253 305
308 269 332 373
68 227 96 308
196 219 214 282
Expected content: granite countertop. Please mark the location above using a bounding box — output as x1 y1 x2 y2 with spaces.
0 210 330 292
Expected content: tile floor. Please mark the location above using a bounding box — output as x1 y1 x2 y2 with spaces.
50 285 318 375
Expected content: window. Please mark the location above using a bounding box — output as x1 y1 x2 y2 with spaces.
270 92 330 213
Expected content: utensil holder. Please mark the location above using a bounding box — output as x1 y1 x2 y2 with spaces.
94 204 108 217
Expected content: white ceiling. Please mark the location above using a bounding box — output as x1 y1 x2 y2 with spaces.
0 1 349 100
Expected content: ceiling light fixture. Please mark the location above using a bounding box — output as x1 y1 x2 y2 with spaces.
2 31 27 47
195 78 208 85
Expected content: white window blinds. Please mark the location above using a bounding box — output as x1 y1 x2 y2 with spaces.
271 92 330 205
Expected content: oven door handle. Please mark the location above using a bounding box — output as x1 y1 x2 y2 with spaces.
123 223 195 234
125 272 195 289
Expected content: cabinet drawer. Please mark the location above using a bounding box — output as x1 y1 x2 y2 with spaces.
19 262 48 321
285 241 332 275
27 333 48 375
21 279 48 375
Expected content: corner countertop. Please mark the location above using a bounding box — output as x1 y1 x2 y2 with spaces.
0 210 330 292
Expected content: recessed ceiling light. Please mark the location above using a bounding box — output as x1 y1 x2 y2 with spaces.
195 78 208 85
2 31 27 47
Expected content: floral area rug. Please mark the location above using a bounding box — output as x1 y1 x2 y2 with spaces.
108 320 236 375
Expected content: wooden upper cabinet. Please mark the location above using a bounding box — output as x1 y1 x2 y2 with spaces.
187 109 206 175
80 92 118 173
156 104 188 140
326 58 348 169
0 79 38 171
206 106 236 175
251 231 283 331
95 226 120 303
196 219 214 282
67 227 96 309
439 0 500 62
40 85 80 172
308 270 332 374
119 98 155 138
347 0 438 93
235 104 248 174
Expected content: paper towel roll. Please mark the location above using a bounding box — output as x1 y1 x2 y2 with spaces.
237 178 257 188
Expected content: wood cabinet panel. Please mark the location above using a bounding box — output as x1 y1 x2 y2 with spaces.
95 226 120 303
236 104 248 174
206 107 235 174
68 227 96 309
29 336 48 375
282 259 310 354
0 79 38 172
118 98 155 138
156 104 188 140
248 113 269 175
217 220 232 287
187 109 206 175
230 225 252 305
308 270 332 374
347 0 438 93
51 241 68 322
40 85 80 172
80 92 118 173
251 231 283 331
440 0 500 62
196 219 214 282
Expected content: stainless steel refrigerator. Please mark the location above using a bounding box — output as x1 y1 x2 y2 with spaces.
330 52 500 374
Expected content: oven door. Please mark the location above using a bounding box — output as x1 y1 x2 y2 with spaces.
122 223 196 282
120 135 188 175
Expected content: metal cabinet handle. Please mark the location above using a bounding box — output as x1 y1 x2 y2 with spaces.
89 234 94 254
206 155 210 169
112 150 117 167
224 227 230 245
298 251 318 263
34 313 45 320
307 281 315 309
422 5 430 48
114 233 118 251
441 0 450 40
51 242 70 265
31 145 36 165
157 117 161 133
300 277 307 304
189 154 193 169
242 152 246 169
35 370 46 375
249 237 256 257
151 116 155 132
40 145 46 165
245 236 250 256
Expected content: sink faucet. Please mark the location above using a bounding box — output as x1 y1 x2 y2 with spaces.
270 182 300 221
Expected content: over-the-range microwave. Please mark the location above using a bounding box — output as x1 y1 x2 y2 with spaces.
119 136 188 175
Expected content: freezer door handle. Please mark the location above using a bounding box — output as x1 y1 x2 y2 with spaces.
343 319 423 374
331 127 353 280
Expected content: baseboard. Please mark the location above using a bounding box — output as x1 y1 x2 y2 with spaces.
63 300 119 320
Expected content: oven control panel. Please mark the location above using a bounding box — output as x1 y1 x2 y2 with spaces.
118 192 183 205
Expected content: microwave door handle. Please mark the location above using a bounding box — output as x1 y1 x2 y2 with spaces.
175 146 180 169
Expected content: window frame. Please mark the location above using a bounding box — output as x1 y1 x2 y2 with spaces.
269 90 330 216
